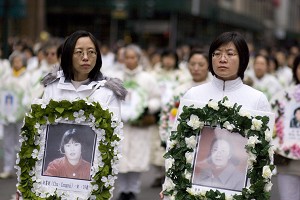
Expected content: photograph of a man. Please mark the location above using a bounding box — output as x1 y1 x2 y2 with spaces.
192 127 248 191
290 107 300 128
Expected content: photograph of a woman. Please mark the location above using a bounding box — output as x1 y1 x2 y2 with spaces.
192 127 248 191
290 107 300 128
43 124 95 180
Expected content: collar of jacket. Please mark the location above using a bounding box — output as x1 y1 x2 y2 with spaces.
57 74 103 92
212 76 243 92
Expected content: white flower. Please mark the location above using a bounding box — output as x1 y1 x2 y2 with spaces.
251 118 263 131
167 139 177 150
262 166 272 179
187 114 204 130
31 149 39 159
186 187 195 195
162 177 175 191
222 100 233 108
101 175 116 187
165 158 175 171
185 152 194 164
208 100 219 110
265 130 272 142
184 170 192 180
247 135 261 148
225 195 234 200
185 136 197 149
264 181 273 192
238 109 251 118
223 121 235 131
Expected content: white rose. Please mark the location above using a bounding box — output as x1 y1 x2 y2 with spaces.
226 195 233 200
167 139 177 150
208 100 219 110
185 152 194 164
184 170 192 180
223 121 235 131
162 177 176 191
262 166 272 179
185 136 197 149
165 158 175 171
238 109 251 118
247 135 261 148
251 118 263 131
264 182 273 192
265 130 272 142
222 100 233 108
187 114 204 130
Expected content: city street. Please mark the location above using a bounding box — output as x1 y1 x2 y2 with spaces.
0 138 280 200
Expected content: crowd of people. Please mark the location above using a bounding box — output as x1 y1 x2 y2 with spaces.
0 30 299 200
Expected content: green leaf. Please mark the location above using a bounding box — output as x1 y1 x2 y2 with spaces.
55 107 64 114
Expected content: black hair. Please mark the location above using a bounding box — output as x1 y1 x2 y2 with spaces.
60 30 103 81
292 54 300 84
188 49 208 62
161 49 179 69
268 55 279 71
254 54 269 66
208 32 249 80
294 107 300 116
59 128 85 154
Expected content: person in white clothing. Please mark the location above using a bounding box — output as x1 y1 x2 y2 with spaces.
113 44 161 200
160 31 271 199
250 54 283 100
16 30 126 200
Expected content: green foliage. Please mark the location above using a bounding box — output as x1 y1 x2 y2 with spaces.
164 97 274 200
17 99 120 199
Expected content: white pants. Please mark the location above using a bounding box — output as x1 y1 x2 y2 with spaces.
117 172 141 194
278 174 300 200
2 122 22 173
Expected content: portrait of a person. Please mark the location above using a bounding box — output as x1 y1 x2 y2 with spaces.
43 128 91 180
193 136 247 191
290 107 300 128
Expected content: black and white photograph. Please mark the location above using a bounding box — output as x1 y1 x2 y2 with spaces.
192 126 248 192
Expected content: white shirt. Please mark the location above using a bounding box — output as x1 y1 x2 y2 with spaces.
183 76 271 112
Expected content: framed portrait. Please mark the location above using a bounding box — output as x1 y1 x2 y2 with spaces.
0 88 25 124
16 99 123 200
191 126 249 196
271 85 300 160
163 97 275 199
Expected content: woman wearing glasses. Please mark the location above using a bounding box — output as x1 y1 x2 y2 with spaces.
180 31 271 112
41 30 126 117
160 31 271 199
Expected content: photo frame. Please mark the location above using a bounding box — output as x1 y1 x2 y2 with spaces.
16 99 123 200
0 87 26 124
163 97 275 199
271 85 300 160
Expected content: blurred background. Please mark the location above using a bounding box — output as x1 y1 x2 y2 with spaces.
0 0 299 58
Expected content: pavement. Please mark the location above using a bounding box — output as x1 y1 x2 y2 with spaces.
0 137 280 200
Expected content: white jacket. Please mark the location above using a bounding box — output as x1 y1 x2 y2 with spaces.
183 76 271 112
43 71 124 118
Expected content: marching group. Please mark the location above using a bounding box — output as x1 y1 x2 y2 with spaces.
0 30 299 200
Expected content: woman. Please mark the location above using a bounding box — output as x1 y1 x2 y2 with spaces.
274 54 300 200
181 32 270 111
44 128 91 180
250 54 282 100
160 31 271 199
113 44 161 200
174 49 211 96
42 30 126 117
16 30 126 199
0 51 31 179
